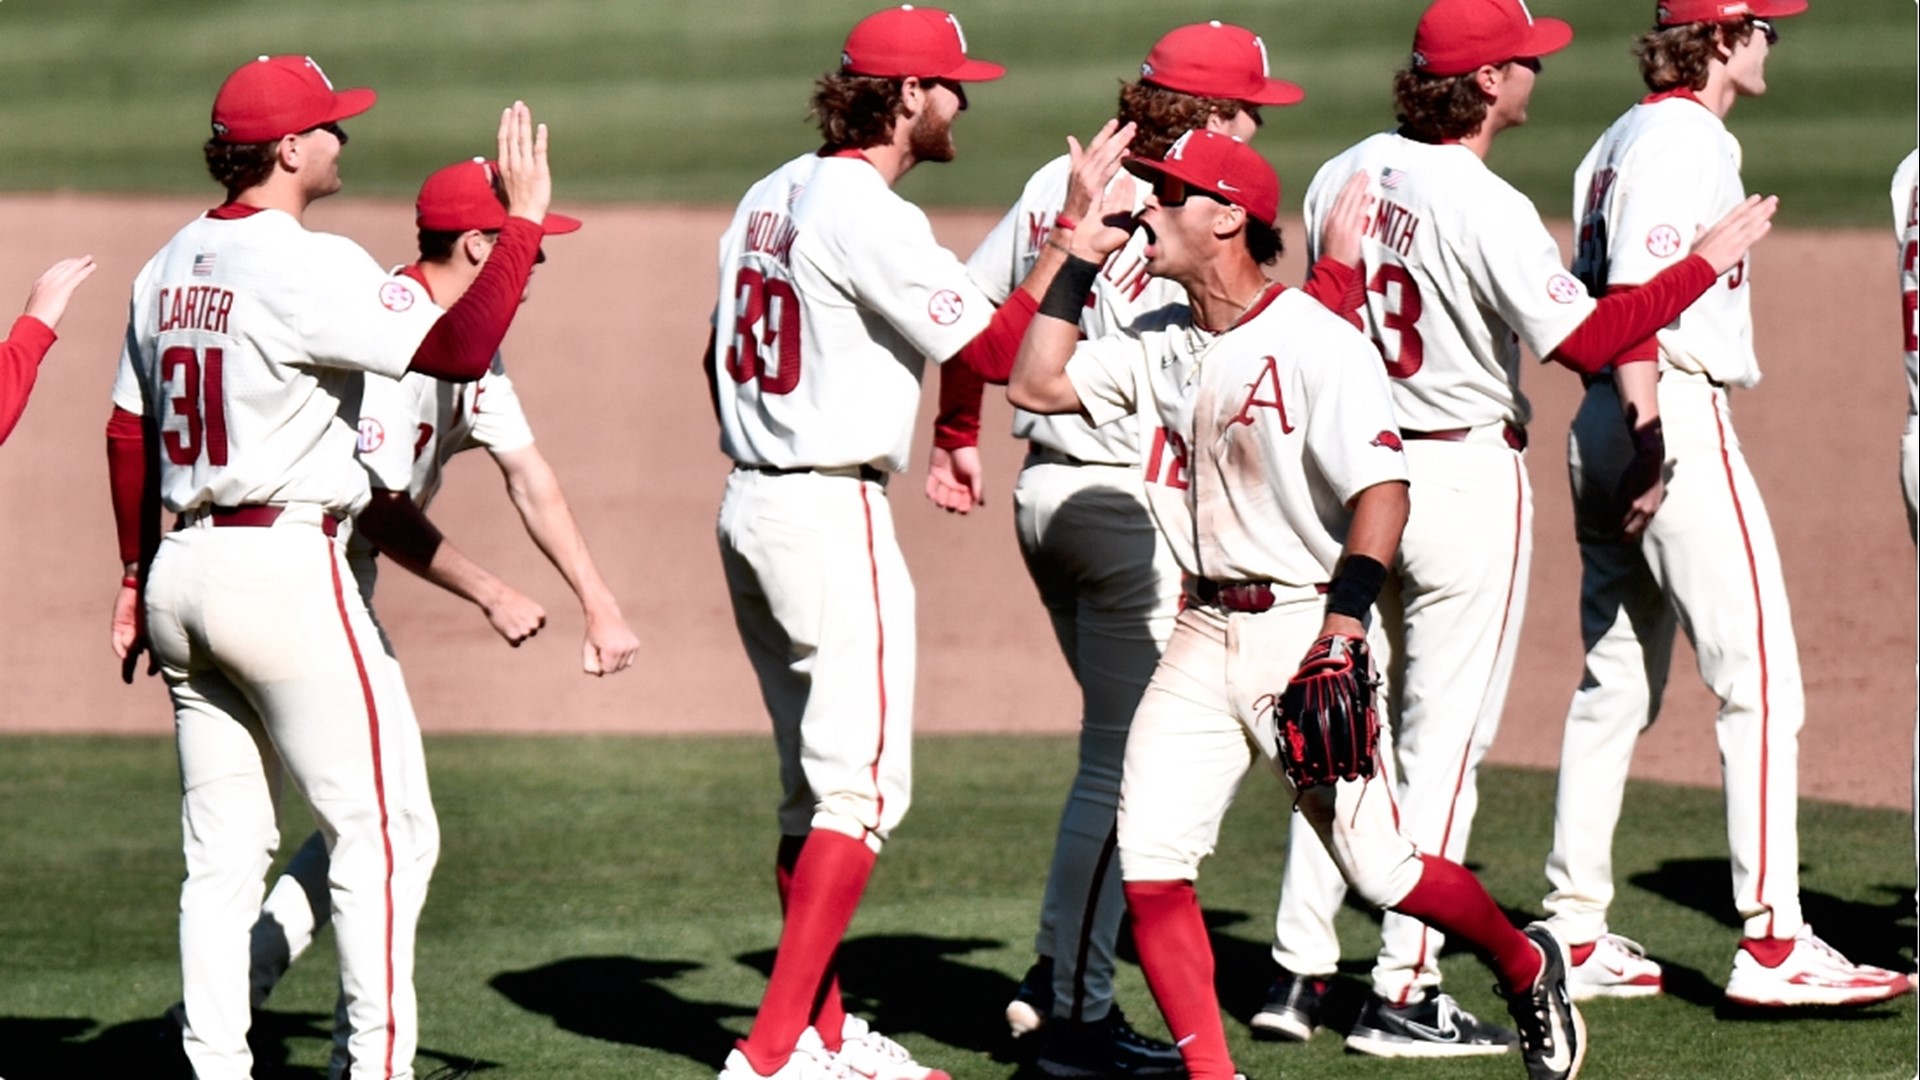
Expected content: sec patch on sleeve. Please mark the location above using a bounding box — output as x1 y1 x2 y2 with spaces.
927 289 965 326
1646 224 1683 258
357 417 385 453
379 280 416 313
1546 274 1583 304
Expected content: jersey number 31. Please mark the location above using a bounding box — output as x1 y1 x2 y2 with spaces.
724 268 802 395
160 345 229 466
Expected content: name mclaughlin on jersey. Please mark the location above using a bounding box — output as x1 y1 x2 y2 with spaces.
156 285 235 335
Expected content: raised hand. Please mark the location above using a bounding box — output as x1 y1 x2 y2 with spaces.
1692 194 1778 275
1318 172 1375 269
24 256 97 330
496 101 551 227
1061 119 1136 223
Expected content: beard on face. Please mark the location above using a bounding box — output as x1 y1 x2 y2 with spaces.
908 107 955 163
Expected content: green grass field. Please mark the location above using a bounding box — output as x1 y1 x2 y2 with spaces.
0 1 1907 222
0 734 1910 1079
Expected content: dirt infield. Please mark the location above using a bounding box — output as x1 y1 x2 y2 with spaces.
0 194 1911 810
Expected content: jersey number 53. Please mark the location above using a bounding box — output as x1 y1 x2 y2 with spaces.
724 267 802 395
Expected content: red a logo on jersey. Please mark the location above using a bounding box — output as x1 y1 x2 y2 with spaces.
1230 356 1294 432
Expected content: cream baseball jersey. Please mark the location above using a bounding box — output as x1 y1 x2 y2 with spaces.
1066 287 1408 586
1572 94 1756 387
1894 149 1917 417
713 152 995 473
1304 133 1596 432
967 156 1184 465
113 207 443 516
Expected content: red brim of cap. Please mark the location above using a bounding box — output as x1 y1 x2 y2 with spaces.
1246 78 1306 107
1750 0 1809 16
943 57 1006 82
323 87 378 127
542 212 582 236
1517 17 1574 61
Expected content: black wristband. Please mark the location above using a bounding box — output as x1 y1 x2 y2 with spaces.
1326 554 1387 621
1038 254 1100 323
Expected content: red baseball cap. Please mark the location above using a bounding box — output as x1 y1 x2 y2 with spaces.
841 5 1005 81
1411 0 1574 77
1139 22 1305 107
211 55 376 144
415 158 582 236
1125 130 1280 226
1654 0 1808 26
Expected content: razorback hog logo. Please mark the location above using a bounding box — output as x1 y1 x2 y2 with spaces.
1371 430 1404 452
379 280 416 313
928 289 965 326
357 417 385 453
1646 224 1683 258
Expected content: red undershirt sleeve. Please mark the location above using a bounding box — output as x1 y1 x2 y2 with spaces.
106 406 160 568
935 290 1040 452
934 357 987 451
1300 257 1365 329
1548 254 1715 375
408 217 542 381
0 316 57 446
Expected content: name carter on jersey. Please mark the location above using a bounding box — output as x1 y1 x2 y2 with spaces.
157 284 235 335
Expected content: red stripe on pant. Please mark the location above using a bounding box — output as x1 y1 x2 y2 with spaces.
859 484 887 837
1709 391 1774 934
328 540 399 1077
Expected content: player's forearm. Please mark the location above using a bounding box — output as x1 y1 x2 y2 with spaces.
408 218 541 382
357 492 517 613
1342 480 1409 572
0 317 56 446
1612 358 1661 431
946 289 1038 384
503 453 624 620
1548 255 1715 375
105 406 160 569
1006 314 1084 415
933 344 989 451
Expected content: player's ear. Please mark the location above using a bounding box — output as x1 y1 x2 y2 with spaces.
460 230 491 267
899 76 925 118
274 134 302 174
1473 63 1503 100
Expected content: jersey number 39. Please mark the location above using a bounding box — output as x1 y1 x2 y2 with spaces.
724 268 802 395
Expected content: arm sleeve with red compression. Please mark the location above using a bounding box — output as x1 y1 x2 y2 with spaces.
106 406 161 567
0 316 57 446
1300 258 1365 329
1548 254 1715 375
408 217 542 382
934 289 1040 451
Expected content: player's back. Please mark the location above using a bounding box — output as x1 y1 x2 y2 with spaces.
1306 131 1589 432
1895 150 1918 415
119 208 433 516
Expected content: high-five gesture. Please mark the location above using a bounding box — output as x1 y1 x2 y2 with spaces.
497 101 551 227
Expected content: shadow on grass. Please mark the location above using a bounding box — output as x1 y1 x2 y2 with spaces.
490 956 748 1068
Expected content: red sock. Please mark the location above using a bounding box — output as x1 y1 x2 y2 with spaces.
776 834 851 1050
1122 880 1236 1080
741 830 875 1074
1390 855 1542 993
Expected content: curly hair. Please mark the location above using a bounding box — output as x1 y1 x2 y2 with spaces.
203 137 279 198
810 73 907 152
1245 215 1284 267
1391 66 1494 143
1117 81 1249 162
1635 19 1756 92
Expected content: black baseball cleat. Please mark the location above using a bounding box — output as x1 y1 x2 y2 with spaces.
1036 1007 1186 1077
1343 989 1517 1057
1006 956 1055 1038
1502 923 1587 1080
1249 967 1329 1042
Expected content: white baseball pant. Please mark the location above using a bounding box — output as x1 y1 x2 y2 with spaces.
1544 373 1804 946
1271 435 1531 1003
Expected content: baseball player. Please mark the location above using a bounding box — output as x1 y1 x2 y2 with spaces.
234 157 638 1032
932 21 1311 1076
1008 128 1588 1080
1895 147 1916 538
1260 0 1782 1053
706 9 1135 1080
0 257 97 445
1538 0 1915 1008
104 54 553 1079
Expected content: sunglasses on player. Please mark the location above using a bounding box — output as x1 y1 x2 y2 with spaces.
1151 176 1229 209
1751 17 1779 45
301 121 349 145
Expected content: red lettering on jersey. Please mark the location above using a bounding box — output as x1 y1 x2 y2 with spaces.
744 210 798 266
1727 257 1746 290
157 285 236 334
1364 198 1421 257
1146 425 1191 490
1102 251 1153 303
1025 211 1051 254
1230 356 1295 432
413 422 434 461
1902 221 1918 354
471 382 486 416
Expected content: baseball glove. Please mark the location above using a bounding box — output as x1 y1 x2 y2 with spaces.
1271 633 1380 790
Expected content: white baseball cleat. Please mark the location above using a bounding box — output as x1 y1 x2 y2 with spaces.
718 1034 848 1080
1724 925 1916 1008
1565 933 1664 1001
830 1016 951 1080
